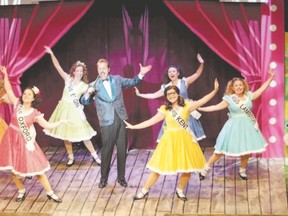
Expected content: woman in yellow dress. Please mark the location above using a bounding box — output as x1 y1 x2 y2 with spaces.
125 80 219 201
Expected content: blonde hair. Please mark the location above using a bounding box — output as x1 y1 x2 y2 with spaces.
97 59 110 68
225 77 249 95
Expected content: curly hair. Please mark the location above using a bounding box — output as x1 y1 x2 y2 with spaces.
164 85 185 110
69 61 89 84
19 87 42 108
225 77 249 95
163 64 183 84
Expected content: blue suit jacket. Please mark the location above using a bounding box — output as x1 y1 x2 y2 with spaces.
81 75 142 127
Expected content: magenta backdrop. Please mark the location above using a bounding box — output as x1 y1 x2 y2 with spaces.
1 1 284 158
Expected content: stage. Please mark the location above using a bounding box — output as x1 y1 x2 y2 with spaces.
0 146 287 216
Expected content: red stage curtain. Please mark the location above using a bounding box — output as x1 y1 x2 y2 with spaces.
0 1 93 123
164 0 284 157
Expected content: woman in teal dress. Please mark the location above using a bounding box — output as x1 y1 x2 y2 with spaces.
198 69 275 180
43 46 101 167
135 54 205 141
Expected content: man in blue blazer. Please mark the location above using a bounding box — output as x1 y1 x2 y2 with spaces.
81 59 152 188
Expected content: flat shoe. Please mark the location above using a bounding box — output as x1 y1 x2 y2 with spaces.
47 193 62 203
16 192 26 202
93 157 101 166
66 158 75 167
176 190 187 201
133 190 149 200
239 172 248 180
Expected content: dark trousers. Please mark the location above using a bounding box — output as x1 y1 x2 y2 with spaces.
100 113 127 182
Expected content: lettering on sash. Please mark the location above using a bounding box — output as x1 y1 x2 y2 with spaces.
17 104 36 151
170 109 197 142
68 78 86 121
231 95 259 130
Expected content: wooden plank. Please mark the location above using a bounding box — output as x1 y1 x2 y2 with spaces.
224 156 236 214
258 158 272 214
269 158 288 215
0 145 287 216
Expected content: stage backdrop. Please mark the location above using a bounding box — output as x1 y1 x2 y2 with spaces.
1 0 284 158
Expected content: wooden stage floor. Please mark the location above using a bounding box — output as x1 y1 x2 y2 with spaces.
0 145 288 216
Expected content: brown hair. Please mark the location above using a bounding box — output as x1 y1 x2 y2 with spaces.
69 61 89 84
163 64 183 84
19 87 42 108
164 85 185 110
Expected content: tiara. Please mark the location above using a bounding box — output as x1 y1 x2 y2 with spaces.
76 61 86 67
32 86 40 95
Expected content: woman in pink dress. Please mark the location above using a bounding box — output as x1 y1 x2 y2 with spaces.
0 65 68 203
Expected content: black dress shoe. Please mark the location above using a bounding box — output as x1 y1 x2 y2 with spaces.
66 158 75 167
176 190 187 201
16 192 26 202
99 180 107 188
199 173 205 181
238 172 248 180
47 193 62 203
117 179 127 187
133 190 149 200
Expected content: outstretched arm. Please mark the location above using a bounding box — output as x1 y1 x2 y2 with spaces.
185 53 204 86
36 116 70 130
44 46 68 81
197 100 229 112
124 111 165 129
134 87 164 99
0 66 17 105
252 68 275 100
188 78 219 112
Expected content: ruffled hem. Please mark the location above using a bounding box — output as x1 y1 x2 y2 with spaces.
214 144 267 157
44 131 97 142
0 165 50 177
147 165 201 175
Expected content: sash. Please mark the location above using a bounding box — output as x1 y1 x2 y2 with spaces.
67 78 86 121
170 109 197 142
17 104 36 152
231 95 259 130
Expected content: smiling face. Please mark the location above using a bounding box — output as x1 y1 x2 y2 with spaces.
232 80 245 96
22 89 35 105
97 61 110 80
166 88 179 104
167 66 180 82
73 66 84 80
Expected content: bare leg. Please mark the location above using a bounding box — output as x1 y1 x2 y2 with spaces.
177 173 191 190
64 140 73 156
83 140 101 165
240 154 250 169
143 172 160 190
176 173 191 201
36 174 62 203
12 174 25 190
239 154 250 180
12 174 26 202
64 140 74 167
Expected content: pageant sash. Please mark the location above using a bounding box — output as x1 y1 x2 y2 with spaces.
231 95 259 130
67 78 86 121
170 109 197 142
17 104 36 151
